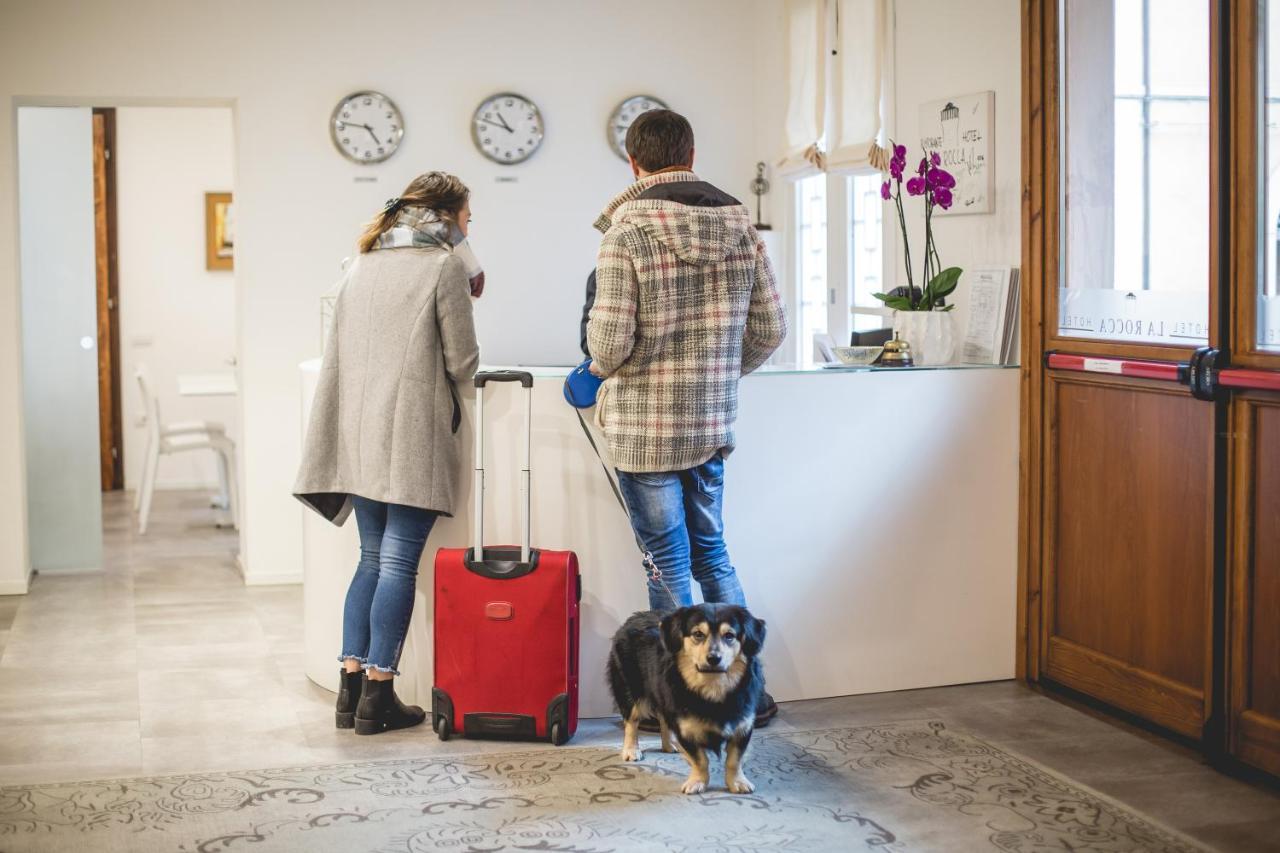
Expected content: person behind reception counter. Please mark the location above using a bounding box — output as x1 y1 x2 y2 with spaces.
586 110 787 727
293 172 481 736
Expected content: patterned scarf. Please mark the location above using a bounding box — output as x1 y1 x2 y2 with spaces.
375 206 462 250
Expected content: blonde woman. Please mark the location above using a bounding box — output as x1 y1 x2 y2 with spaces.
295 172 481 735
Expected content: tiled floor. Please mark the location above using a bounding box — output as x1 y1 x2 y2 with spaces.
0 490 1277 851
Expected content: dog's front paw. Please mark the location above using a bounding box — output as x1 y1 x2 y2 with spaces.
621 745 641 762
727 774 755 794
680 776 708 795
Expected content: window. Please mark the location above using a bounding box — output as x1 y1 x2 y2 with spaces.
848 173 886 333
792 172 888 366
1059 0 1210 345
795 174 828 366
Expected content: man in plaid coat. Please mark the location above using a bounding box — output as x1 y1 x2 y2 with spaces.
587 110 786 725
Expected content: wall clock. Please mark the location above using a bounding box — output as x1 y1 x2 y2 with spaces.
471 92 545 165
608 95 669 160
331 91 404 164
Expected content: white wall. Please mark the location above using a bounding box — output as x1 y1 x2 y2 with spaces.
749 0 1022 354
116 106 237 491
0 0 776 588
890 0 1023 342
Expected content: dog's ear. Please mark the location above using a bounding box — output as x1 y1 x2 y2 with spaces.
741 613 767 657
660 611 686 655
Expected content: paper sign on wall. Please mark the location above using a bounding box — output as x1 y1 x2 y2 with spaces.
919 91 994 216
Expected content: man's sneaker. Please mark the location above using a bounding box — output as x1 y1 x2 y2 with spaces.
755 691 779 728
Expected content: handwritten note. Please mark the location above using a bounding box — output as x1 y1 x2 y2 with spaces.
919 91 994 216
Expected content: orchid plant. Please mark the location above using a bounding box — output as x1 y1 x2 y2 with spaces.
874 142 962 312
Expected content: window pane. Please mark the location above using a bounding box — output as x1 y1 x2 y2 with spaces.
848 173 884 335
1059 0 1210 345
1147 0 1210 97
796 174 828 366
1262 0 1280 350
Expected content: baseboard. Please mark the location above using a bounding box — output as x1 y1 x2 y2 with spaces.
0 571 33 595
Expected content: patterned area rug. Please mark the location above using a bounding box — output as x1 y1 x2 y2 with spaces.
0 721 1207 853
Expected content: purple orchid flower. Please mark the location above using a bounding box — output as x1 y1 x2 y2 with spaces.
880 180 892 200
917 157 928 176
894 143 907 160
931 151 942 167
906 176 926 196
890 158 904 180
934 187 953 209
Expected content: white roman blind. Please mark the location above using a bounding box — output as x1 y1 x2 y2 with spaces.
778 0 827 178
827 0 886 173
778 0 887 178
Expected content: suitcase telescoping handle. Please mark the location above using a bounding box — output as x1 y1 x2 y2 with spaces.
471 370 535 571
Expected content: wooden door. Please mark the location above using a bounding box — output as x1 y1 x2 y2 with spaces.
92 108 122 491
1022 0 1222 741
1024 0 1280 774
1223 0 1280 776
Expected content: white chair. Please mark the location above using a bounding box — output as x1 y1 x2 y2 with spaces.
134 366 239 534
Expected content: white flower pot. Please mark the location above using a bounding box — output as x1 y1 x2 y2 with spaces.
893 309 956 366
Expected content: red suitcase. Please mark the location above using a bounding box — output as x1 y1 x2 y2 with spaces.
432 370 581 745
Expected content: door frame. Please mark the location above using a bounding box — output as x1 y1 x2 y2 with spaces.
92 107 123 491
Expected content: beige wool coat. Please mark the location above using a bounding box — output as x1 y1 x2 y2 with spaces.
293 246 479 524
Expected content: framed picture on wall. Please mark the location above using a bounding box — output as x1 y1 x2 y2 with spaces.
205 191 234 271
918 91 994 215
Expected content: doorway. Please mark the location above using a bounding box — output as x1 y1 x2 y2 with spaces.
17 104 239 574
1021 0 1280 778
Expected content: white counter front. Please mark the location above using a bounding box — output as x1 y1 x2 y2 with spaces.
301 361 1019 718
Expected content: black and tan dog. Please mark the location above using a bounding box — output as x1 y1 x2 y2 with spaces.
606 603 766 795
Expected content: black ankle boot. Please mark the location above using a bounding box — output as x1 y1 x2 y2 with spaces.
335 669 364 729
354 675 426 735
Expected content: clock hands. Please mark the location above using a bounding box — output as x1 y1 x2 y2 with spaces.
340 121 382 145
475 117 511 133
491 112 515 133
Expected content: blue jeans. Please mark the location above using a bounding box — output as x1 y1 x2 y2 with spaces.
339 496 438 675
616 455 746 611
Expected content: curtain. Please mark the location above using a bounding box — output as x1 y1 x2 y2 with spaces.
778 0 887 178
827 0 886 174
778 0 827 179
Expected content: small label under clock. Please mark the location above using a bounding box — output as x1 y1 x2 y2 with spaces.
494 176 519 184
353 176 378 183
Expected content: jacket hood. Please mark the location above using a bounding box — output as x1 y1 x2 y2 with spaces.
596 171 752 265
614 201 752 265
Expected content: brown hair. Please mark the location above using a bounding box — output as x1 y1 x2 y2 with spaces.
357 171 470 253
625 110 695 172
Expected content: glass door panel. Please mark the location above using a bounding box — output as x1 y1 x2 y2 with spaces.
1262 0 1280 350
1059 0 1210 345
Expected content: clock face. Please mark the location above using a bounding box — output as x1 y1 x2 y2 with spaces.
331 91 404 164
472 93 544 165
608 95 669 160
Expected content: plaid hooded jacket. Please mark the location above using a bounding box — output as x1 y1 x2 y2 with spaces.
587 171 787 473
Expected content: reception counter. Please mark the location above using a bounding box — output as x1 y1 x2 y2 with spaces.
300 361 1019 718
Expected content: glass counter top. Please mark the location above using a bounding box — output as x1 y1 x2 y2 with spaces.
302 359 1018 377
477 362 1019 378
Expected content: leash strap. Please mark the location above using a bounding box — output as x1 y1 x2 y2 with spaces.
574 409 661 583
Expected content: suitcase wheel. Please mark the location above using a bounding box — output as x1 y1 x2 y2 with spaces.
435 716 451 742
550 722 564 746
